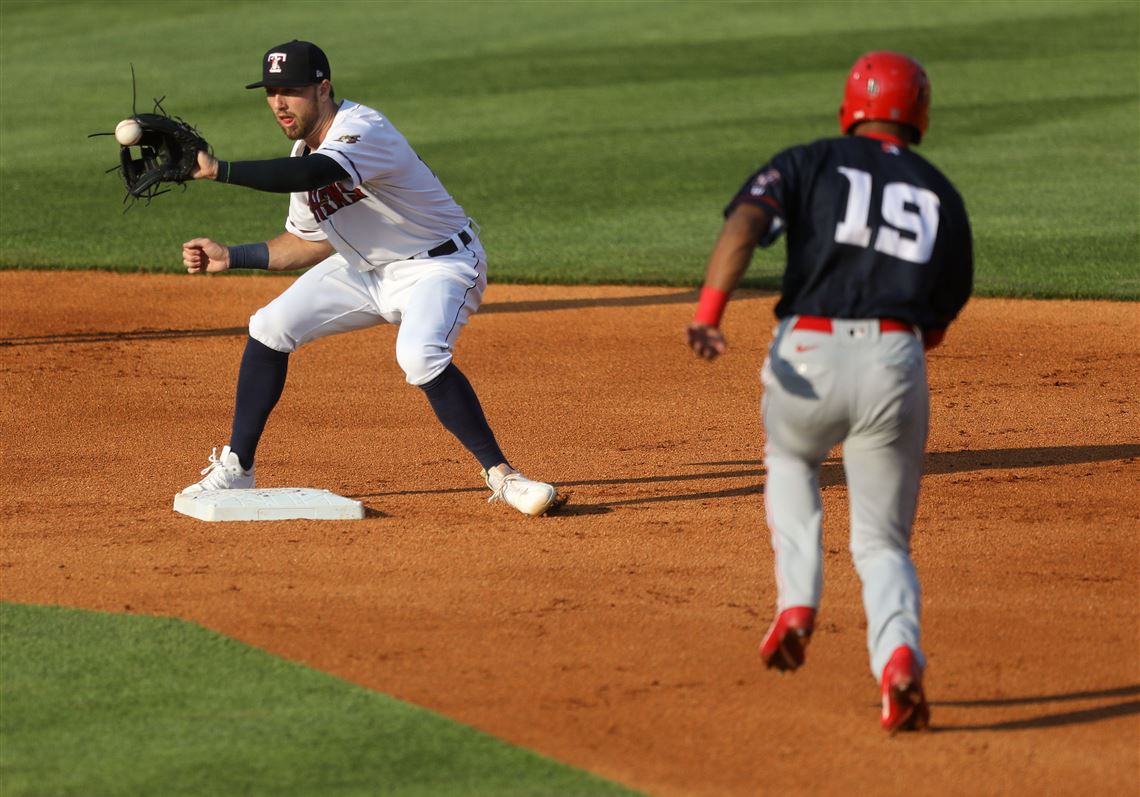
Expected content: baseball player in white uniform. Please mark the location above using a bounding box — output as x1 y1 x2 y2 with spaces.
178 40 561 517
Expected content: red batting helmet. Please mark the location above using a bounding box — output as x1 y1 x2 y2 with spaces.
838 51 930 143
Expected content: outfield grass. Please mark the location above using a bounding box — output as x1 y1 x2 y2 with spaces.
0 602 641 797
0 0 1136 298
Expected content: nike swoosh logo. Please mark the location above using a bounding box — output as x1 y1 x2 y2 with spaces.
794 344 818 353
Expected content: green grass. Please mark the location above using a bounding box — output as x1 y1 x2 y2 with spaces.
0 6 1136 793
0 0 1136 297
0 602 641 797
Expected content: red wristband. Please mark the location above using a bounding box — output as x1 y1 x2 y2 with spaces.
693 286 730 327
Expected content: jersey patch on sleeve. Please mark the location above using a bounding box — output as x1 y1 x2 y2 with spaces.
748 167 781 197
735 165 785 217
335 134 361 144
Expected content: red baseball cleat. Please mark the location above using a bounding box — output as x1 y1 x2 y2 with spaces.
759 606 816 671
880 646 931 733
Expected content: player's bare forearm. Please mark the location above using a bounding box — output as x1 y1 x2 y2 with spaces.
702 204 772 292
266 232 335 271
182 232 332 274
687 204 772 359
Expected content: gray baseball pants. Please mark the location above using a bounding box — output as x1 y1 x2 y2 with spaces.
761 316 929 680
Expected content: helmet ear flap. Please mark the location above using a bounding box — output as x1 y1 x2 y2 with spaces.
912 80 930 142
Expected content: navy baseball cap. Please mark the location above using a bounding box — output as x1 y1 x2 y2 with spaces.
246 40 331 89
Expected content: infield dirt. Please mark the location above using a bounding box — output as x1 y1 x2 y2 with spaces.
2 271 1137 796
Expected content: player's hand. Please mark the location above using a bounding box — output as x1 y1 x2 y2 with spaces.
191 150 219 181
182 238 229 274
686 323 727 361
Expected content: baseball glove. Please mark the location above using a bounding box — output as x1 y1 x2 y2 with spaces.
118 112 209 201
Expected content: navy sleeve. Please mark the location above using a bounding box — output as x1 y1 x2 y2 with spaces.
218 154 351 193
724 148 798 248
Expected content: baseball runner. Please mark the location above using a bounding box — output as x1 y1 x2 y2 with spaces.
687 51 973 731
178 40 562 517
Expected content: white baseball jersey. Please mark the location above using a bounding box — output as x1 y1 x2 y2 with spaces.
285 100 469 269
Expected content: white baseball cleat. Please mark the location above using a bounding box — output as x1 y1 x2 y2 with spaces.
483 468 561 517
181 445 255 494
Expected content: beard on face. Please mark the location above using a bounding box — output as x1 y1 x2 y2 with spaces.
274 94 318 141
278 113 310 141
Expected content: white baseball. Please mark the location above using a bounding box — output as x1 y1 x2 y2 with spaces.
115 118 142 146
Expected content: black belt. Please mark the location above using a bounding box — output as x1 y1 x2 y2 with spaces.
426 229 472 258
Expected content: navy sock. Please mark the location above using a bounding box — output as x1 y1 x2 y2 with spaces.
229 337 289 470
420 363 508 472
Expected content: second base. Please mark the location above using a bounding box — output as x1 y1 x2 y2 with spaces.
173 488 365 522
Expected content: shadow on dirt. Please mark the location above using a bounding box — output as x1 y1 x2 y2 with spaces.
0 326 249 346
351 445 1139 508
930 684 1140 732
0 289 777 347
691 443 1140 491
571 443 1140 507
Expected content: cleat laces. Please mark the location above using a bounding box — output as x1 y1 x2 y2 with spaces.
484 469 512 505
200 447 223 476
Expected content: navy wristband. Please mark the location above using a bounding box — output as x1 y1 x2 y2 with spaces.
228 242 270 270
216 160 231 183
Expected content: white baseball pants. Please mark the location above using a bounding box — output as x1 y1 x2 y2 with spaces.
248 236 487 386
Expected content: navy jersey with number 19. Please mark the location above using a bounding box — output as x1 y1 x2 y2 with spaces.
727 135 973 331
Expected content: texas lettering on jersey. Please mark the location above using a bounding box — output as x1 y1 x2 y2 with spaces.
308 183 365 222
